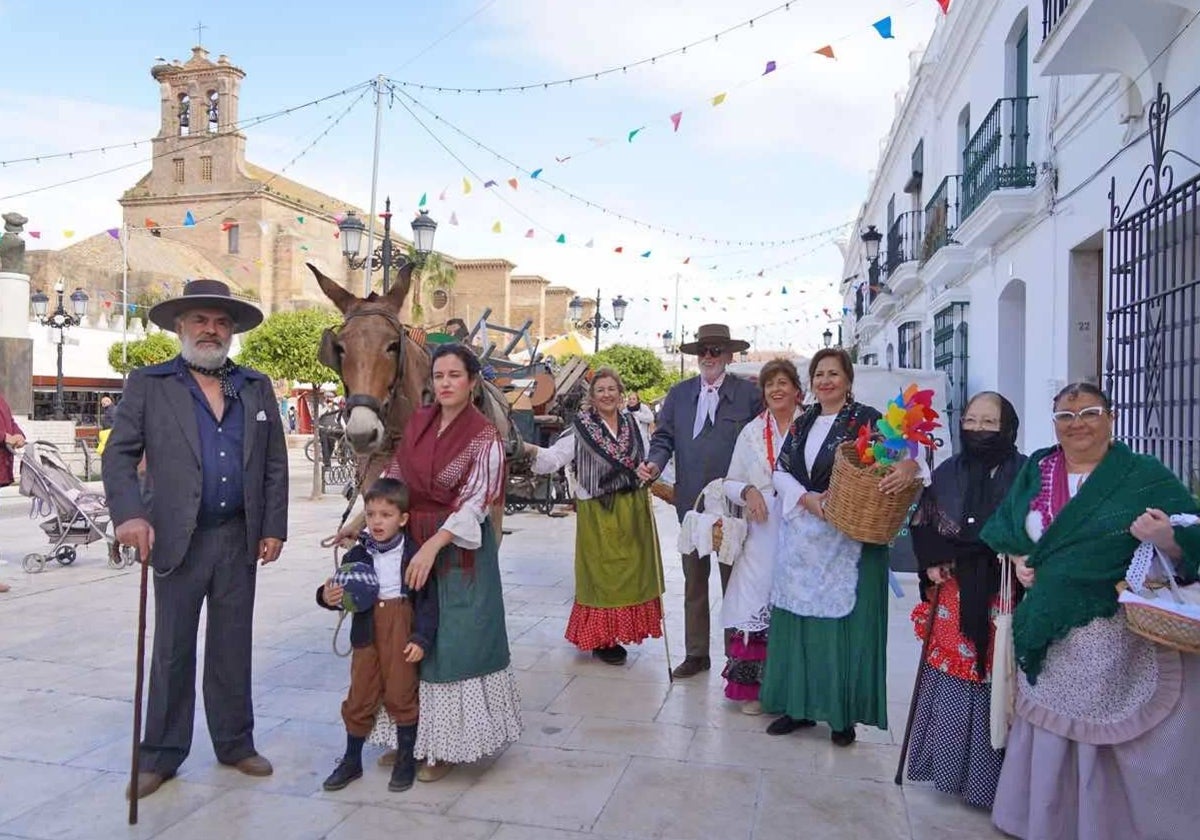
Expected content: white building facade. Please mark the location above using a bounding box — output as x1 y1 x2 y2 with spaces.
842 0 1199 481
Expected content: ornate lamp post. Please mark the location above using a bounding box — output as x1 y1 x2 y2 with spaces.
339 202 438 292
31 279 89 420
661 327 686 376
569 289 628 354
860 224 887 301
822 327 834 348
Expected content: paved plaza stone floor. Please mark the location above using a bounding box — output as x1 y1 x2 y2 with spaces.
0 450 1004 839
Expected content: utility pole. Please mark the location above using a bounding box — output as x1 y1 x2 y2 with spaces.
362 74 386 296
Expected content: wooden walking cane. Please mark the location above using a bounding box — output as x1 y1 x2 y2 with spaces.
644 488 675 683
129 548 150 825
895 581 941 786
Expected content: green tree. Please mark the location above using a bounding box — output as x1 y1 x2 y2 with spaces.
589 344 668 395
108 332 180 374
236 308 343 499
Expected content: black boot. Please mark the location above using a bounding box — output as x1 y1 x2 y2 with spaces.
388 724 418 792
322 734 365 791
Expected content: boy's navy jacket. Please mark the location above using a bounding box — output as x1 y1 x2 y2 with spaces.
316 535 438 652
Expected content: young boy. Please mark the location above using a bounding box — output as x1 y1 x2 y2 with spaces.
316 478 437 792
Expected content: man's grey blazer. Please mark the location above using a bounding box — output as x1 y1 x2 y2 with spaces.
647 374 762 522
102 358 289 572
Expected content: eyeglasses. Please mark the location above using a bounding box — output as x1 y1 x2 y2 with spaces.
698 345 725 358
1051 406 1109 425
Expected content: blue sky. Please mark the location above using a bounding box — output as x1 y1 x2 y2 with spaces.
0 0 939 352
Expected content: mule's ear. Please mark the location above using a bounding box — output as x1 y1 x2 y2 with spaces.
383 262 414 312
308 262 356 313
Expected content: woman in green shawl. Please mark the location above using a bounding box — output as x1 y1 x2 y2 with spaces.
981 382 1200 840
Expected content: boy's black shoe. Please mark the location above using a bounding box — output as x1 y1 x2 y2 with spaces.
389 724 418 792
322 757 363 791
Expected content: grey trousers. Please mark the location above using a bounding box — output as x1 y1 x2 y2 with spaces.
681 552 732 659
141 516 258 775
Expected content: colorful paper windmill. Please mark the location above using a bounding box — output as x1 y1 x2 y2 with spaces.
855 384 941 468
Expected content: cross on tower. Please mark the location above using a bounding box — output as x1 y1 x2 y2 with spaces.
194 21 206 46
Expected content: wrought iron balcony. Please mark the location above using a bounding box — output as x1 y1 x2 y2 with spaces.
962 96 1037 221
921 175 961 262
1042 0 1071 40
885 211 924 275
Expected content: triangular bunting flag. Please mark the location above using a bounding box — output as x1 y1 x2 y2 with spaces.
107 228 120 239
556 234 566 244
449 212 459 225
815 45 835 59
418 193 427 207
669 112 682 132
183 210 196 227
640 251 651 258
614 246 624 253
63 230 74 238
491 220 501 233
144 218 158 228
711 93 726 106
531 168 543 179
936 0 951 13
781 286 788 294
763 60 777 75
682 257 691 264
585 239 594 248
258 220 270 234
29 231 41 239
525 229 535 238
462 177 472 194
484 180 497 188
662 304 669 311
296 215 305 224
508 178 519 190
221 221 234 231
628 128 642 142
334 231 340 238
873 16 894 39
300 245 310 251
439 188 448 200
254 258 264 266
555 155 571 163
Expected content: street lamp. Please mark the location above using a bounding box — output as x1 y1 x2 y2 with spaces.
339 200 438 293
31 279 89 420
569 288 629 354
860 224 890 301
661 327 686 376
822 328 833 348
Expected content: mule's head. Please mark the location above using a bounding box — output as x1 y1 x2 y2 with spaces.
308 262 417 454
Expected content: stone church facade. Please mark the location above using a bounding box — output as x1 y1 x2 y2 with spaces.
110 45 574 336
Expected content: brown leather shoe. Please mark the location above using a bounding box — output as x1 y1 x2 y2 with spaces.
125 771 171 800
671 656 711 679
416 761 455 782
229 754 273 777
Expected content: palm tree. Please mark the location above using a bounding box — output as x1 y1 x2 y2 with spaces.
405 245 456 324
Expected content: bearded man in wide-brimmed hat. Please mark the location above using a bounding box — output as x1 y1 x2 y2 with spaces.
103 279 289 799
637 324 761 677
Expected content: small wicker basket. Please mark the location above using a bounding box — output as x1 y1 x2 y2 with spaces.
649 481 676 506
824 442 923 545
1116 582 1200 654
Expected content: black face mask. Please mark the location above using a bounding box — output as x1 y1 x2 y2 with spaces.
960 429 1013 467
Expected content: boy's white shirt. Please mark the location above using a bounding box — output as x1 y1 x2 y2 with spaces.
371 536 407 600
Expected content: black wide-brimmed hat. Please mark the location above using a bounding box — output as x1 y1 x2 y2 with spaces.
679 323 750 355
148 279 263 334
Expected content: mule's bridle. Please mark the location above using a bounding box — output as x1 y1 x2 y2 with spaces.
329 306 408 423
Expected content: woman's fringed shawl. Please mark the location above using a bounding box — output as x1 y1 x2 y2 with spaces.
980 442 1200 683
571 408 644 508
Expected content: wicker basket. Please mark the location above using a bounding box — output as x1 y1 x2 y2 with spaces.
649 481 676 506
1117 582 1200 654
824 442 923 545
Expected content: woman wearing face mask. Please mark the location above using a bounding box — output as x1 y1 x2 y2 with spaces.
904 392 1025 809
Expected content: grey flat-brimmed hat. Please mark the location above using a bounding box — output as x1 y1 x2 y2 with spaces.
148 279 263 334
679 323 750 355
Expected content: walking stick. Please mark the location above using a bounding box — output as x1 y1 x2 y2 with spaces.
129 549 150 824
644 489 675 683
894 581 941 786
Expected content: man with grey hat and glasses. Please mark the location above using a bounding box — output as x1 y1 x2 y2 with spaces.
103 279 289 799
637 324 762 677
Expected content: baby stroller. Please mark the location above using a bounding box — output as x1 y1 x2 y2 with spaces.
16 441 127 573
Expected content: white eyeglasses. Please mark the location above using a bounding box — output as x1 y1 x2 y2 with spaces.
1051 406 1109 425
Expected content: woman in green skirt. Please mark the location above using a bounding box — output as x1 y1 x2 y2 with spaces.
525 368 664 665
761 348 923 746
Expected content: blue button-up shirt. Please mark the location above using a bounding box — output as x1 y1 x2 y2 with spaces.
174 357 246 525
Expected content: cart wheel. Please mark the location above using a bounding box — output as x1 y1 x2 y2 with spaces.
504 502 520 515
55 546 77 566
22 553 47 574
537 497 555 515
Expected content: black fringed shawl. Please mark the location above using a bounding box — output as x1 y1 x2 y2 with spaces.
571 408 644 507
777 401 881 492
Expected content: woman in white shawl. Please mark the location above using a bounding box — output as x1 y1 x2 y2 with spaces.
720 358 803 714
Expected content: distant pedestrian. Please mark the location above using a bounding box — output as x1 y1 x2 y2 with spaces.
99 396 116 430
287 405 297 433
0 386 25 594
